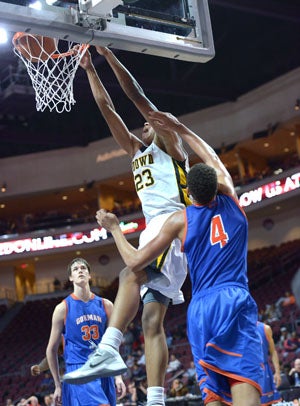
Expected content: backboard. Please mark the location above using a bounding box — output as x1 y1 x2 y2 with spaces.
0 0 215 63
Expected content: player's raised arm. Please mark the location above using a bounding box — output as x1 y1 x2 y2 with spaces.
96 46 157 119
79 48 141 157
148 110 236 197
96 46 186 161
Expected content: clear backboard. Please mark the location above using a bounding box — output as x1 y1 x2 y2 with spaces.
0 0 215 63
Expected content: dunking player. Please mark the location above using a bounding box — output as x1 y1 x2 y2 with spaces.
64 47 190 406
90 111 264 406
46 258 126 405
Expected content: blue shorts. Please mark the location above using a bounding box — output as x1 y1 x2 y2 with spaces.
63 364 116 406
187 284 263 404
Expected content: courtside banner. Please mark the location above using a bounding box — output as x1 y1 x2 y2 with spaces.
0 218 146 257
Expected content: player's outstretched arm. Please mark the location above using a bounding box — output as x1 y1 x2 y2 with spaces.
96 209 184 273
148 111 236 197
80 48 140 157
96 47 186 161
96 46 157 120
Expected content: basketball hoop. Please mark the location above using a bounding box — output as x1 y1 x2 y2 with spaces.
12 32 89 113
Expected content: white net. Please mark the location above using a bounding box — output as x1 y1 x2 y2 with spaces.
12 32 89 113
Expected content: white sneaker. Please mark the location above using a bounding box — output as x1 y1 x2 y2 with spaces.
63 346 128 385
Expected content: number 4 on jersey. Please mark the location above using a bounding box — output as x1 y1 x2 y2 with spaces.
210 215 229 248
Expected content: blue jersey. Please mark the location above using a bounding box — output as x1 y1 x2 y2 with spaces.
63 293 108 365
62 294 116 406
183 194 263 403
183 193 248 294
257 322 281 405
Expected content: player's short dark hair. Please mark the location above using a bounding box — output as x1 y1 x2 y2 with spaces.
187 163 218 204
67 257 91 276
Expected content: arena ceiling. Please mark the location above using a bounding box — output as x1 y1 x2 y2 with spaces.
0 0 299 159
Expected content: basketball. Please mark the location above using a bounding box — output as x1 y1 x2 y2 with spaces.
12 32 57 63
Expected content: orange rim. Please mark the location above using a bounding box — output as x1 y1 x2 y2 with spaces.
51 44 90 59
12 31 89 59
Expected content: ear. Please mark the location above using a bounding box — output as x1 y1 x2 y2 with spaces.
187 187 193 201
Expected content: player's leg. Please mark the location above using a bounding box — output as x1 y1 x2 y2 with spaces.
142 291 169 405
107 266 148 331
137 215 187 404
143 301 168 387
231 382 261 406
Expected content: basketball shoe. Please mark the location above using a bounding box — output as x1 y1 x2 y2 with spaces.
63 345 128 384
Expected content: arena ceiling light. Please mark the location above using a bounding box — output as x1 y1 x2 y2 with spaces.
29 0 42 9
0 27 7 43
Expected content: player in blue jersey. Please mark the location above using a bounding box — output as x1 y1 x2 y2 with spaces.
92 111 264 406
46 258 126 405
64 47 190 406
257 322 281 405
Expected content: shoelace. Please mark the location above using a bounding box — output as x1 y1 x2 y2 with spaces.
87 340 100 359
88 340 97 350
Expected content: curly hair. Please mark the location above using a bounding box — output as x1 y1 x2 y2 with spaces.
67 257 91 276
187 163 218 204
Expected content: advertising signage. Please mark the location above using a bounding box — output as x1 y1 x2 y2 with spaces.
238 171 300 208
0 218 145 257
0 170 298 257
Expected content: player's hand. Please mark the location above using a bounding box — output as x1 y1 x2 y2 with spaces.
78 47 93 70
96 209 119 231
53 386 62 405
148 110 181 132
115 375 127 399
274 371 281 387
30 365 41 376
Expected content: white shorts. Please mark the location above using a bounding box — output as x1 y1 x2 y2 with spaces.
139 212 188 305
